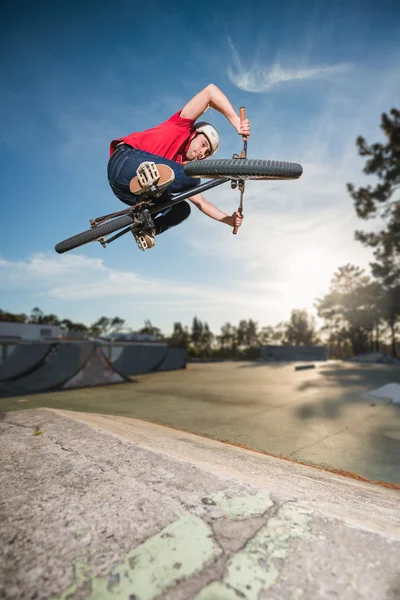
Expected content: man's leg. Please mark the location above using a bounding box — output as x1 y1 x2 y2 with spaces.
152 201 191 235
107 145 199 205
107 145 198 250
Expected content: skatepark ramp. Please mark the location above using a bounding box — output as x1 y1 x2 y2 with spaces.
260 345 327 362
0 343 129 397
112 343 186 377
0 342 53 382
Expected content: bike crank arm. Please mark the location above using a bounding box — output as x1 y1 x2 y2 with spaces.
101 225 133 246
233 106 247 235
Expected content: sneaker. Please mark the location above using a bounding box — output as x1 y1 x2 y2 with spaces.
130 162 175 196
132 227 156 251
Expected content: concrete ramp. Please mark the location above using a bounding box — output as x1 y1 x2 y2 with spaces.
0 343 129 396
2 407 399 600
0 343 53 382
261 345 327 362
113 343 186 376
157 347 186 371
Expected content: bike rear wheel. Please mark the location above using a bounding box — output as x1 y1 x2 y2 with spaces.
184 158 302 180
55 215 134 254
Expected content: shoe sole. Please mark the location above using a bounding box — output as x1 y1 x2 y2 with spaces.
129 164 174 195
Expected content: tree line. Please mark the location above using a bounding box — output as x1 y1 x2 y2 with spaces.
1 108 399 358
1 261 397 360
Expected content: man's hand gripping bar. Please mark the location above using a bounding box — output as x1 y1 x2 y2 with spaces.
233 106 247 235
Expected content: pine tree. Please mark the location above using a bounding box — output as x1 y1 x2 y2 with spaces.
347 108 399 355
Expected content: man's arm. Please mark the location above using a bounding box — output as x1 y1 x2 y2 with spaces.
189 193 243 228
181 84 250 136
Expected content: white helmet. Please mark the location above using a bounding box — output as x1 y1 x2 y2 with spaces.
194 121 220 156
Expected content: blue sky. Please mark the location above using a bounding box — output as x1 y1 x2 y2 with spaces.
1 0 399 335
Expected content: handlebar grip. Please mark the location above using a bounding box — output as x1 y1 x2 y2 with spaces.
232 206 243 235
239 107 247 140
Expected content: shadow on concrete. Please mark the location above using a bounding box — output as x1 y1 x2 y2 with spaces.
293 363 400 422
296 398 342 420
127 387 265 408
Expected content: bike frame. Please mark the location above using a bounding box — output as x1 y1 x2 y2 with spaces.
139 177 228 216
91 177 231 247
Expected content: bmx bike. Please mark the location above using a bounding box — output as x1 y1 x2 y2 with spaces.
55 109 303 254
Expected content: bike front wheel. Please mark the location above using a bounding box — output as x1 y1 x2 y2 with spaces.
184 158 303 180
55 215 134 254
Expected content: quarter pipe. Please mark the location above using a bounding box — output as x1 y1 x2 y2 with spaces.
0 343 129 396
113 343 186 377
0 343 53 382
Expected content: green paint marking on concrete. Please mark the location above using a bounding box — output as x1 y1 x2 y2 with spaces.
92 514 219 599
75 529 87 539
54 515 219 600
52 558 91 600
196 503 317 600
205 490 274 518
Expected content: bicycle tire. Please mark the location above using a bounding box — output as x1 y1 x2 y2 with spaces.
184 158 303 180
55 214 134 254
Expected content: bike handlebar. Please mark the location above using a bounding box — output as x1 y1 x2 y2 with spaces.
233 106 247 235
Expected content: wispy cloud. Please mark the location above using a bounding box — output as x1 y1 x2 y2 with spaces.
0 251 325 330
190 56 400 277
227 38 351 93
0 252 277 306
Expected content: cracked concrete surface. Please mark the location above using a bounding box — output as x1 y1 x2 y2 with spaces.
1 408 399 600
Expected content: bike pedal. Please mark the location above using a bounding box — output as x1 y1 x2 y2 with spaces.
134 234 151 251
136 162 160 188
135 235 147 251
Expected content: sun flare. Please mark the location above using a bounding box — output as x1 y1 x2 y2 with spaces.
281 247 337 313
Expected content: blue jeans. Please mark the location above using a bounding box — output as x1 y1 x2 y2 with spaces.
107 145 200 235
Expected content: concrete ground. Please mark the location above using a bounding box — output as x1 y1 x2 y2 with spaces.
1 361 400 599
2 361 400 484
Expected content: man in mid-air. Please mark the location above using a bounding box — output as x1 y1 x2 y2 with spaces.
108 83 251 250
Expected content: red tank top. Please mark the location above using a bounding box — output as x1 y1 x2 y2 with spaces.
110 111 196 164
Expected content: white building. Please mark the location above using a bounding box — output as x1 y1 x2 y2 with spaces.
0 321 61 341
